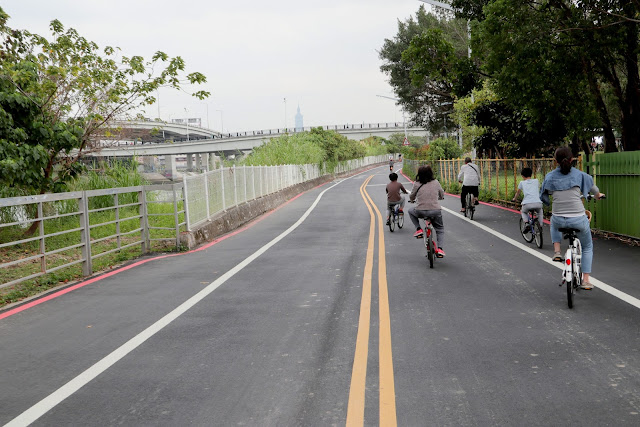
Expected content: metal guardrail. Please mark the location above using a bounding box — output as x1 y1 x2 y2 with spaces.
0 184 186 290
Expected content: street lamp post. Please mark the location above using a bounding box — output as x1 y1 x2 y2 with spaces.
203 103 210 129
184 108 189 141
283 98 287 131
216 110 224 134
418 0 471 60
376 95 408 141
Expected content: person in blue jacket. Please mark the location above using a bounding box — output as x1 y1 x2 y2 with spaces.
540 147 605 290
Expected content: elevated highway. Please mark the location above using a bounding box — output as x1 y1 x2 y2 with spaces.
93 121 429 158
91 121 429 180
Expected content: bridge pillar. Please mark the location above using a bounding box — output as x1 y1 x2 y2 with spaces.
201 153 209 171
186 154 193 171
208 153 216 170
195 153 203 171
142 156 156 172
164 155 177 180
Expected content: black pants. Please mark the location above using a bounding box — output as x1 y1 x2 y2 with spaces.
461 185 479 209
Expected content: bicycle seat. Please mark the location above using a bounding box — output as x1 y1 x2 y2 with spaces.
558 227 581 234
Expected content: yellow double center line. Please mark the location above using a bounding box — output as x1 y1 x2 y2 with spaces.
346 175 397 426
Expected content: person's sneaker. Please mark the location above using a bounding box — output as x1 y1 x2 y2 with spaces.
398 208 403 214
386 219 391 225
413 229 424 238
474 199 479 205
435 248 445 258
580 281 594 290
552 251 563 262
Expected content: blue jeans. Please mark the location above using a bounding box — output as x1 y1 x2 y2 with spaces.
550 215 593 273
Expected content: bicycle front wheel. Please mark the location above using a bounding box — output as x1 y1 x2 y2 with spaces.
534 222 543 248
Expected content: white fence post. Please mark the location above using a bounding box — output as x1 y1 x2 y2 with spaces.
243 165 247 203
233 165 238 207
251 166 256 200
221 167 226 211
203 173 210 220
183 174 191 232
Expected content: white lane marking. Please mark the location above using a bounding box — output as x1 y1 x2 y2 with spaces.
6 172 365 426
442 206 640 310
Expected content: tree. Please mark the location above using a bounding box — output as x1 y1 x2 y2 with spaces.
425 136 463 161
0 7 210 198
473 0 640 152
379 6 475 132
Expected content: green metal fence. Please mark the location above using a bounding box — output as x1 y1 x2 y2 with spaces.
407 153 639 239
586 151 640 239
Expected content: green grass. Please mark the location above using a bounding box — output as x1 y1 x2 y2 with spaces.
0 161 187 308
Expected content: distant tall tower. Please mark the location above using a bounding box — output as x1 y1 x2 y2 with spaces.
295 105 304 131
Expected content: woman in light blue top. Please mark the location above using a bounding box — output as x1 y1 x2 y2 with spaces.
540 147 605 289
512 167 543 226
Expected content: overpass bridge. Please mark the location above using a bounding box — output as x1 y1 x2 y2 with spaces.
91 121 429 180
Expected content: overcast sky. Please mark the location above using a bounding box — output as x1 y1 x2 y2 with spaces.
3 0 434 133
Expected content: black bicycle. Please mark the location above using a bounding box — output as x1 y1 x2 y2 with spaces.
388 204 404 232
464 193 476 220
519 209 543 248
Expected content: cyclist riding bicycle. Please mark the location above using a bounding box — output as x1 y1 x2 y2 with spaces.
458 157 480 213
408 165 446 258
386 172 408 225
540 147 605 290
512 167 543 227
389 157 395 172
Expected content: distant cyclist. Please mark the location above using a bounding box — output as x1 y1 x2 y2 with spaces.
389 156 395 172
457 157 480 213
386 172 408 225
512 167 543 227
408 165 446 258
540 147 605 290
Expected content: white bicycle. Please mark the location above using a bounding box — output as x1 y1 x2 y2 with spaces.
560 194 605 309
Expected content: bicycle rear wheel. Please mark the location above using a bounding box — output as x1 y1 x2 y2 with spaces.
466 194 474 220
398 212 404 228
534 222 543 248
389 213 395 232
566 271 574 309
573 240 582 289
519 218 534 242
426 229 434 268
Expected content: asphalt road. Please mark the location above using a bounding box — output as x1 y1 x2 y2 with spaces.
1 164 640 426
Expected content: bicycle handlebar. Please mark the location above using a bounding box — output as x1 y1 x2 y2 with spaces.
587 193 606 200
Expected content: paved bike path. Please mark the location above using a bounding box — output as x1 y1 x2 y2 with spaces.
1 165 639 426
